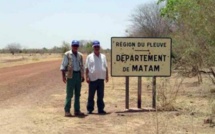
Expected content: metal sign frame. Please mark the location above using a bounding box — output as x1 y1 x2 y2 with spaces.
111 37 172 110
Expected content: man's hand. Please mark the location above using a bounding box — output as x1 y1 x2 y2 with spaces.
86 77 90 83
62 76 67 84
106 77 109 83
106 68 109 83
61 71 67 84
81 77 85 82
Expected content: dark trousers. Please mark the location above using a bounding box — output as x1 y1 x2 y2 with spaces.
64 72 81 113
87 79 105 112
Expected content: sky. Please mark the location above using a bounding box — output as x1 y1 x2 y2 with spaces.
0 0 156 49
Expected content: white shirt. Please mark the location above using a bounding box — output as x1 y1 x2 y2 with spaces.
85 53 108 81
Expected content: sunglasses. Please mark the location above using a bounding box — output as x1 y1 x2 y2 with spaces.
72 45 79 48
94 46 100 48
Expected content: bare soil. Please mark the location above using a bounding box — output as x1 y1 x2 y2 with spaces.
0 60 215 134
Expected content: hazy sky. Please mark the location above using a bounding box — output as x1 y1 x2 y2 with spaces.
0 0 156 49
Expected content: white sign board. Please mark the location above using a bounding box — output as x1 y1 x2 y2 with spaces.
111 37 172 77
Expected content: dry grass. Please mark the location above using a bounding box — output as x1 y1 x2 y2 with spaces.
156 75 184 111
0 53 62 68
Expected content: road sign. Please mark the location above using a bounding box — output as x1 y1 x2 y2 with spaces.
111 37 172 77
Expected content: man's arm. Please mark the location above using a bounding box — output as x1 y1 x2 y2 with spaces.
105 55 109 82
106 67 109 82
86 68 90 83
61 70 67 83
81 55 84 74
60 54 68 83
85 56 90 83
80 54 85 82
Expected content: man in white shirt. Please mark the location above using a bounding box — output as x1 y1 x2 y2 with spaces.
85 40 109 114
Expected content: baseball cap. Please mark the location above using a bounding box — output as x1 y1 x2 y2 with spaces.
92 40 100 47
71 40 79 46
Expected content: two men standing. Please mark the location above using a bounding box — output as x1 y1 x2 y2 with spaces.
60 40 108 117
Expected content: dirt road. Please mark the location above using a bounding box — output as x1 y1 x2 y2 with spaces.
0 60 128 134
0 60 67 133
0 60 214 134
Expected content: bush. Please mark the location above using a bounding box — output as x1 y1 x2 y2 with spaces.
157 77 184 111
61 41 70 56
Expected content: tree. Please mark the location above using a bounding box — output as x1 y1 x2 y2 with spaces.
128 2 172 37
158 0 215 45
61 41 70 54
78 40 94 53
157 0 185 19
85 42 93 54
42 47 48 53
157 0 215 83
6 43 22 55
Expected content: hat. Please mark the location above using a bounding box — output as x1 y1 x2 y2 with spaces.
92 40 100 47
71 40 79 46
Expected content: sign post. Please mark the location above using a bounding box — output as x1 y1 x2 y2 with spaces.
138 77 142 108
125 76 129 109
152 76 156 108
111 37 172 110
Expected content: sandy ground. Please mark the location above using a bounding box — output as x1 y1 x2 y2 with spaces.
0 53 61 68
0 59 215 134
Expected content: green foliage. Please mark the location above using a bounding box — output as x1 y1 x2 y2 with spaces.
61 41 70 54
158 0 215 46
42 47 48 53
60 40 94 54
85 42 93 54
158 0 185 18
157 0 215 73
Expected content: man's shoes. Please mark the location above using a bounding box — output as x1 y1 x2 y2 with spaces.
65 112 72 117
98 110 107 114
87 111 93 114
74 111 85 116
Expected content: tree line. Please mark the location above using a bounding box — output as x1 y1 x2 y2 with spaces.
0 40 110 55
